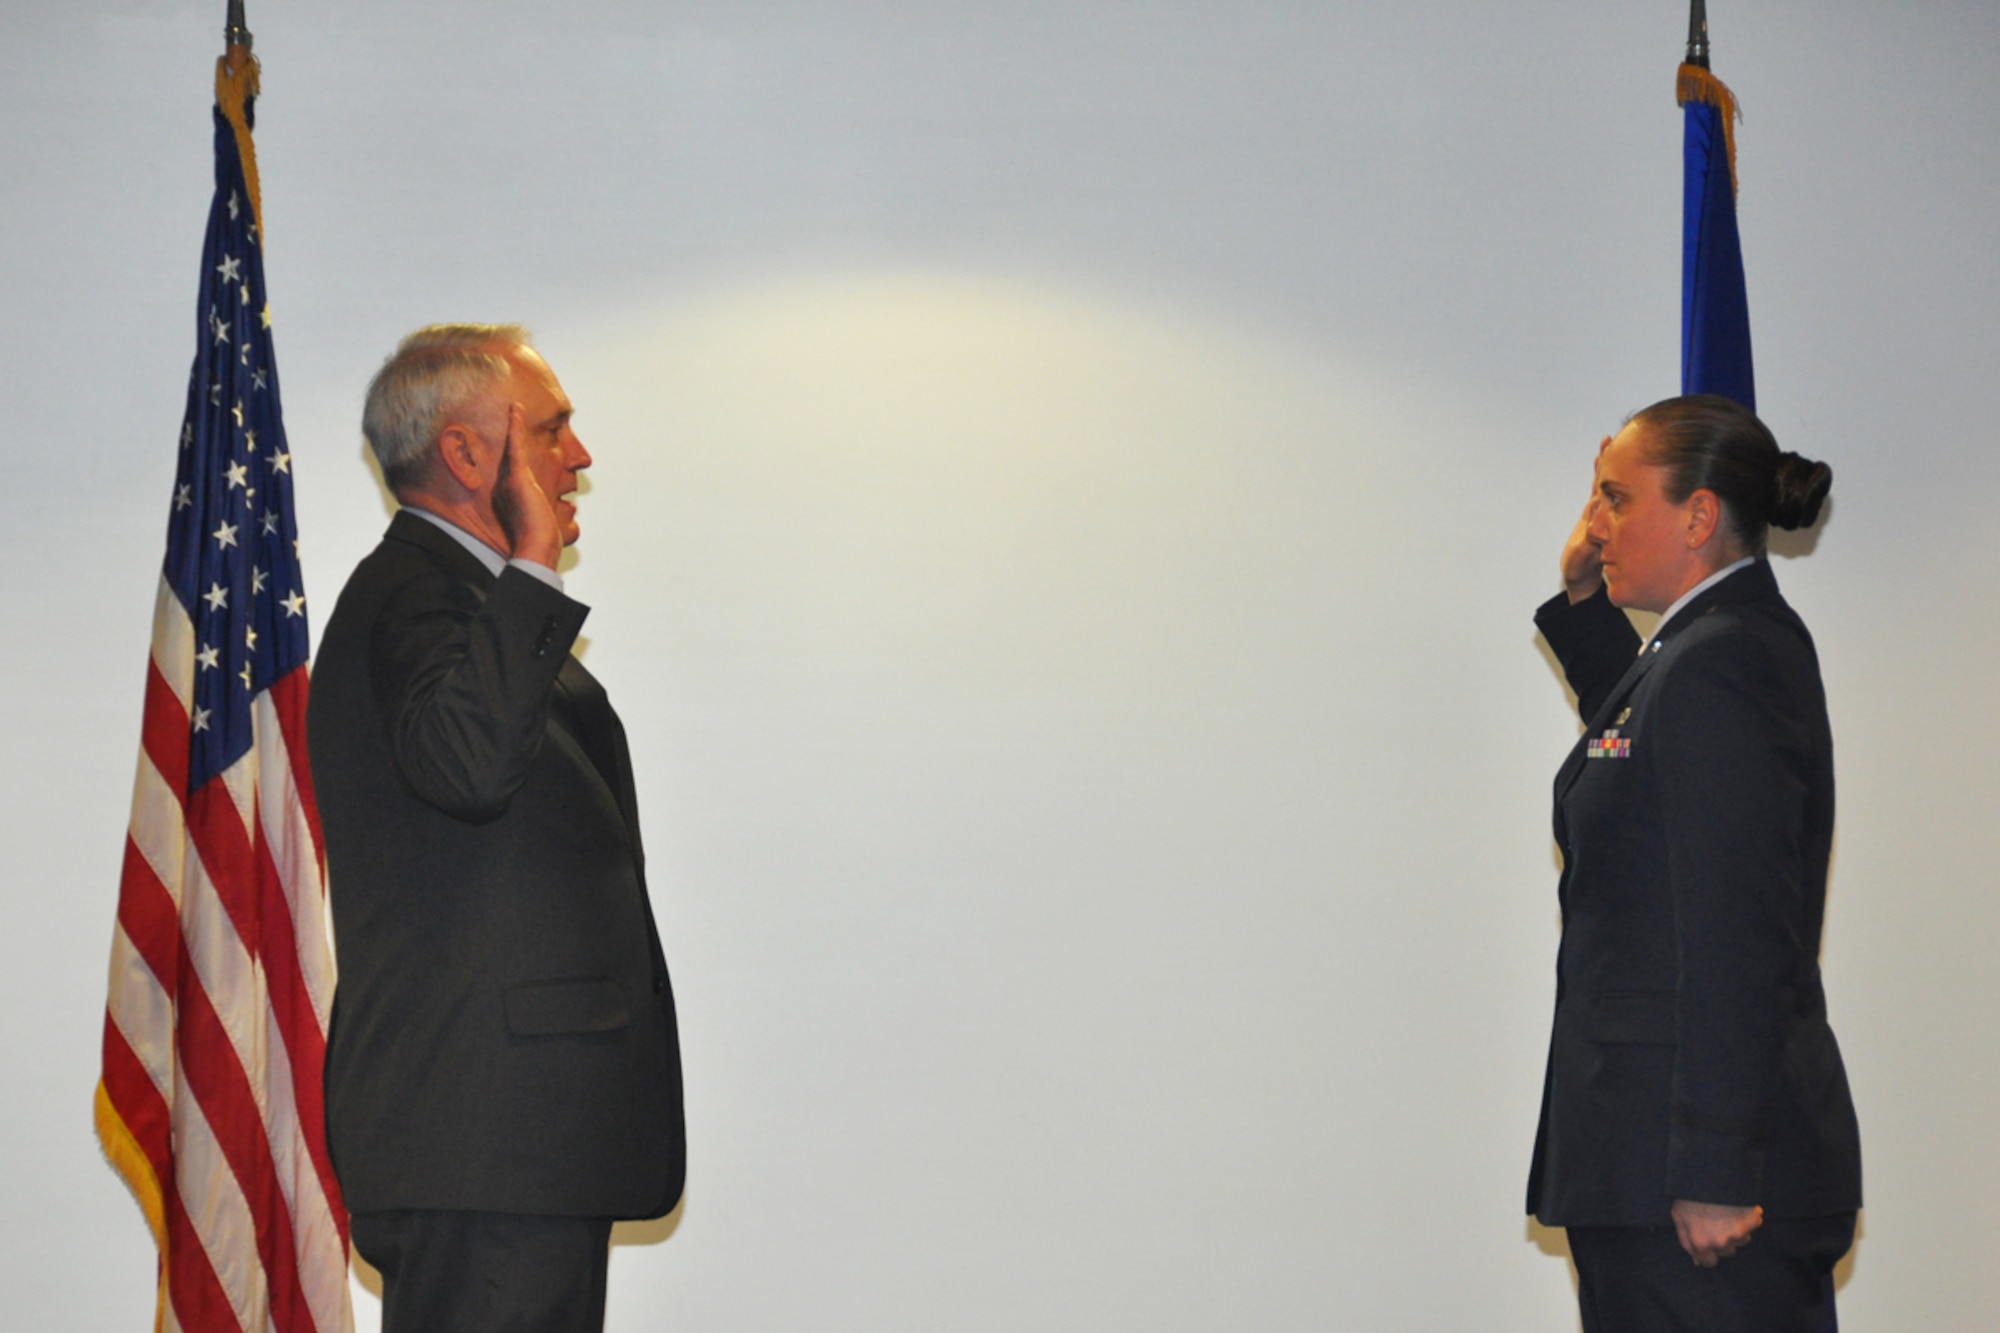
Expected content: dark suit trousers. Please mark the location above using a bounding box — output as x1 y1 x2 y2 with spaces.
352 1209 614 1333
1567 1213 1853 1333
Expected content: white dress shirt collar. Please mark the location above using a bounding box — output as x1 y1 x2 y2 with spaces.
404 505 564 591
1652 554 1756 642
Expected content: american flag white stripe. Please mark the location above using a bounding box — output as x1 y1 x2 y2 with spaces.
182 786 320 1327
255 997 352 1333
153 573 199 707
170 1080 266 1333
220 749 261 850
178 840 266 1103
126 713 189 917
106 923 177 1101
252 690 335 1029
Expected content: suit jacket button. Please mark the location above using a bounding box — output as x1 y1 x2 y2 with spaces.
534 615 558 657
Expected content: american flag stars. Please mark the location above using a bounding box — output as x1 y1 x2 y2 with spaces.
159 123 309 789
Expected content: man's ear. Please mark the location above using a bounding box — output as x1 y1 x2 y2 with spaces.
433 423 491 495
1685 487 1723 550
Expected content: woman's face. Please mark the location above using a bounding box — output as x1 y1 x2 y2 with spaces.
1586 423 1710 613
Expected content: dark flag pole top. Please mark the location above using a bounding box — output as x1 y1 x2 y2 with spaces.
225 0 253 54
1685 0 1710 69
226 0 256 90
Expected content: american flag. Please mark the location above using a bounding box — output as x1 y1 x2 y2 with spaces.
95 57 352 1333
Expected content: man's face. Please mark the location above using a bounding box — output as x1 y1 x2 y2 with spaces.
1587 422 1703 613
502 347 592 546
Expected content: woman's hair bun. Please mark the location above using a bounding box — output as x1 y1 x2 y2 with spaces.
1771 452 1833 530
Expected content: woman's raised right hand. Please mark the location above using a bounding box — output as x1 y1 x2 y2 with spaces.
1560 436 1611 603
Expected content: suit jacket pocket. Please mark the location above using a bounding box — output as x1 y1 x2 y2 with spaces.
1580 991 1676 1046
504 977 632 1037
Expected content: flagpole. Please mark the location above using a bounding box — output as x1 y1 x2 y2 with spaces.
224 0 253 74
1685 0 1710 69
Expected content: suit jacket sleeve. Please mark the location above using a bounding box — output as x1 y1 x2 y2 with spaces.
1653 628 1810 1203
369 563 590 823
1536 586 1640 723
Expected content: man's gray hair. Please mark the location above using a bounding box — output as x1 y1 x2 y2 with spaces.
362 323 532 492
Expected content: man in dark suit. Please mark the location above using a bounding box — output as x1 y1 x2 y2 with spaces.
310 324 684 1333
1529 401 1859 1332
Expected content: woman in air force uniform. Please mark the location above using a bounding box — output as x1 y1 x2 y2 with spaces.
1529 393 1861 1333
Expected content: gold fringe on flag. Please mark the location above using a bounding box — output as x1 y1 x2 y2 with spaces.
94 1080 169 1333
1676 62 1741 197
215 51 265 233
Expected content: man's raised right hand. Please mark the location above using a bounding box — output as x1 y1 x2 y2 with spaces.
491 402 563 569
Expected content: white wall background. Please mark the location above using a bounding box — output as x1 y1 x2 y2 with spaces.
5 0 1999 1327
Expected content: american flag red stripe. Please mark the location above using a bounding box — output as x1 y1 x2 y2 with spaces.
162 1178 243 1333
97 52 352 1333
143 662 194 796
98 1023 172 1214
